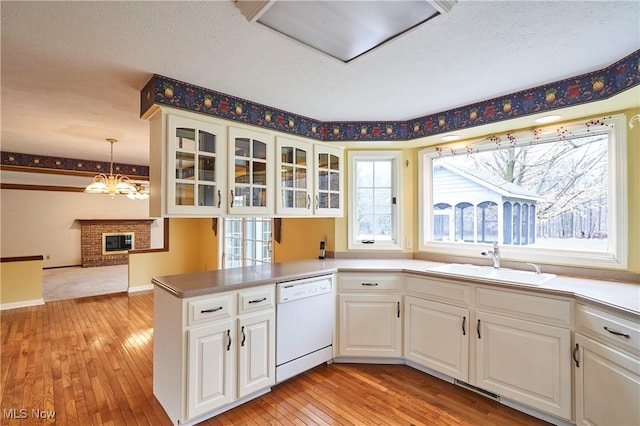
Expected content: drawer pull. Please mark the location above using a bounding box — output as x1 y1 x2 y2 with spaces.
604 326 630 338
201 306 223 314
573 343 580 368
462 316 466 336
248 297 267 304
361 282 379 286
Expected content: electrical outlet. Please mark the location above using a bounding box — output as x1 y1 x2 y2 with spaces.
405 237 412 249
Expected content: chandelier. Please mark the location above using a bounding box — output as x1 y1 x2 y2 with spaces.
84 138 148 199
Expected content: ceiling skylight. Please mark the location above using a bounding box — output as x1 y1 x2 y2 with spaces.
238 1 445 62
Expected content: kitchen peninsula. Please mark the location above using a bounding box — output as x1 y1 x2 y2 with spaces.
152 258 640 426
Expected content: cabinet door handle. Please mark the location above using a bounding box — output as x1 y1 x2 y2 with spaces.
315 195 319 209
604 326 630 338
477 319 481 339
307 194 311 209
248 297 267 304
241 326 246 347
397 301 400 318
217 190 221 208
361 282 379 286
201 306 223 314
462 316 466 336
573 343 580 368
230 189 235 207
226 329 232 351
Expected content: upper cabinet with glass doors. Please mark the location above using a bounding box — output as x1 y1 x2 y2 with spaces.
167 115 226 216
276 137 313 216
314 144 343 216
228 126 274 216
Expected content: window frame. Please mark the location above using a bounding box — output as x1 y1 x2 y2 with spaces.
418 114 628 269
348 150 403 250
221 217 272 269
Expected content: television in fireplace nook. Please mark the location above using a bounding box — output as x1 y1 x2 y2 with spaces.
102 232 134 255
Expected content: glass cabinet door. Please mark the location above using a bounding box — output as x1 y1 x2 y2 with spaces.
276 137 312 215
168 115 226 215
315 145 343 216
229 127 274 215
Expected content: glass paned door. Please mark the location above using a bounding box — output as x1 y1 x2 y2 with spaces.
315 146 343 215
168 116 225 214
279 141 310 213
229 127 273 214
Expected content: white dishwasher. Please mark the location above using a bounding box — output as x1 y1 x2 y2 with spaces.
276 274 334 383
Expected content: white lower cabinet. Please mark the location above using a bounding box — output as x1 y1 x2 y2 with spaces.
338 294 402 357
154 285 275 425
187 320 235 418
574 303 640 426
404 296 469 381
574 333 640 426
475 310 572 420
238 310 276 398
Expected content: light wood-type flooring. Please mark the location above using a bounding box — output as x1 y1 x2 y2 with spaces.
1 291 550 425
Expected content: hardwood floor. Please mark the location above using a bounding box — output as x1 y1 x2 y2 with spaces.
1 291 550 425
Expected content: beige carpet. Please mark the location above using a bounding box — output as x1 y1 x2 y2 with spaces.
43 264 128 302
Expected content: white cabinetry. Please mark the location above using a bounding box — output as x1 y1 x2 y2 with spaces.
228 126 274 215
148 108 228 217
574 304 640 426
337 273 402 358
404 274 470 381
314 144 343 216
474 287 572 420
187 319 235 418
153 284 275 425
275 137 313 216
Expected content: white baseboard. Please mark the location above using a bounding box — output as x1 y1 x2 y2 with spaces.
0 298 45 311
128 284 153 293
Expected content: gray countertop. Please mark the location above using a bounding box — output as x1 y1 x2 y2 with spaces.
151 258 640 318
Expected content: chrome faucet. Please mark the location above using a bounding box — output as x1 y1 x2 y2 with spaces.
481 242 501 269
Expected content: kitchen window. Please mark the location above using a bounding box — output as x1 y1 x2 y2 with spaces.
419 114 627 269
348 151 402 250
222 217 272 268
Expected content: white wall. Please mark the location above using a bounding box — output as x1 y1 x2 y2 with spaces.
1 171 162 268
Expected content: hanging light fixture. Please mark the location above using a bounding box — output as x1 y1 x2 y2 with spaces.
85 138 138 198
127 183 150 200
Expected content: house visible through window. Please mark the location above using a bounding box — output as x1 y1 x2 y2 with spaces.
223 218 272 268
420 114 627 269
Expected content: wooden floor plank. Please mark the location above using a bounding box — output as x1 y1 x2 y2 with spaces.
1 291 551 425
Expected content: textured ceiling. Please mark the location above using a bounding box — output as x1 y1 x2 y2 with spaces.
1 1 639 166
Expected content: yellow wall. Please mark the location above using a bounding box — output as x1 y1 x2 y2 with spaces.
128 218 218 287
273 218 335 262
0 259 43 306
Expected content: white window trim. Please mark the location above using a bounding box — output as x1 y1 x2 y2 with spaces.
418 114 628 270
348 150 403 250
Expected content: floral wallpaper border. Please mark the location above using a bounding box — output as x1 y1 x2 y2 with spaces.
2 51 637 175
1 151 149 178
141 50 639 142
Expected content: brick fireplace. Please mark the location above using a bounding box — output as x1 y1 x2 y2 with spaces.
77 219 154 267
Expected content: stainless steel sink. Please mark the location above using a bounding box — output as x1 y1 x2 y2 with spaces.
428 263 556 286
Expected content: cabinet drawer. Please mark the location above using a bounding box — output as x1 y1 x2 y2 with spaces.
577 304 640 355
187 293 235 326
238 285 275 314
405 274 471 306
476 287 571 327
338 273 402 292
